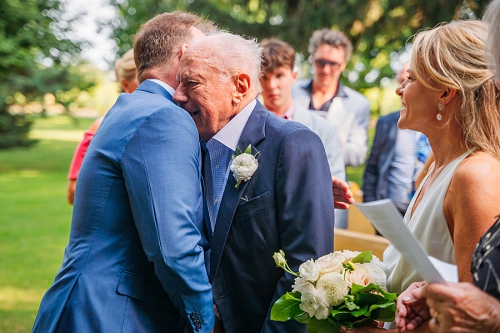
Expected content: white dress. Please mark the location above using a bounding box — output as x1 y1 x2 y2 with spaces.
383 149 474 294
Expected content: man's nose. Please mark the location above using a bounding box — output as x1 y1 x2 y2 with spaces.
173 86 188 103
269 78 278 88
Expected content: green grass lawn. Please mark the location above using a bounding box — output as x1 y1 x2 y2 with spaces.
0 116 93 333
0 115 369 332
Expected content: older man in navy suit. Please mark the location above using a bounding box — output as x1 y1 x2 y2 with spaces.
174 32 335 333
32 12 215 333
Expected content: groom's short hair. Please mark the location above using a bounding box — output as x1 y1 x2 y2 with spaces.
133 11 215 80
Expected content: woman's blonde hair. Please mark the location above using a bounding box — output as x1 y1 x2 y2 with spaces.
411 20 500 159
114 49 137 83
484 0 500 83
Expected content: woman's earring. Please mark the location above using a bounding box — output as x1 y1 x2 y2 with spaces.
437 101 444 121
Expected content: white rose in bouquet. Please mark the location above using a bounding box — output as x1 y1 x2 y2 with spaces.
364 262 387 290
316 252 345 277
316 272 350 306
341 250 362 260
345 264 372 287
369 255 385 269
298 282 330 320
299 259 321 282
292 277 309 294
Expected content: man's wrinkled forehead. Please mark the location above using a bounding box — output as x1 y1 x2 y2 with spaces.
177 56 202 80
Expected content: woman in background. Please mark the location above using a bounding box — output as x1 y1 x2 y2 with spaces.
66 49 138 204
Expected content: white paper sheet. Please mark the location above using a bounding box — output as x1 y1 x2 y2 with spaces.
354 199 446 284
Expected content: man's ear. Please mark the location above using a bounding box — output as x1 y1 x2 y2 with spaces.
292 70 298 83
233 73 251 104
178 43 189 60
121 78 132 93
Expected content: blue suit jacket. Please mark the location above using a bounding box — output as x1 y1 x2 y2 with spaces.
362 111 400 202
210 101 335 333
32 81 214 333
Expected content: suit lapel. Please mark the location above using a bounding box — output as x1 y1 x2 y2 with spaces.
209 102 267 281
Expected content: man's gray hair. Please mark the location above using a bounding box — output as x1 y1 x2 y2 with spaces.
191 32 263 93
308 28 353 62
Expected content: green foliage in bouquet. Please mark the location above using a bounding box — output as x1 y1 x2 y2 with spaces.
271 250 397 333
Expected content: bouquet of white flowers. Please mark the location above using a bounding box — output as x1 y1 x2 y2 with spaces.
271 250 396 333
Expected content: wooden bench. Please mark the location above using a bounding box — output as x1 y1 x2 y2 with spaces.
334 228 389 259
347 181 377 235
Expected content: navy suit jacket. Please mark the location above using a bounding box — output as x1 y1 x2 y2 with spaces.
210 101 335 333
362 111 400 202
32 81 214 333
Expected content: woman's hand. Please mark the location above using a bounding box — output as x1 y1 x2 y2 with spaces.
396 281 430 332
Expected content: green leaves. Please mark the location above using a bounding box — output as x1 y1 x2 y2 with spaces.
306 317 341 333
233 144 257 160
351 251 373 264
270 292 303 322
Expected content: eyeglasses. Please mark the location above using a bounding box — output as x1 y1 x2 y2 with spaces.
314 59 342 69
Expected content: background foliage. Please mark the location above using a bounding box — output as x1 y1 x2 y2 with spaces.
110 0 487 91
0 0 491 148
0 0 97 148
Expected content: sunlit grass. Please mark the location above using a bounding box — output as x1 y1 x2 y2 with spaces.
0 115 92 333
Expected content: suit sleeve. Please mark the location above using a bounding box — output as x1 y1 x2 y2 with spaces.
342 99 370 168
121 107 214 333
362 117 384 202
262 128 335 332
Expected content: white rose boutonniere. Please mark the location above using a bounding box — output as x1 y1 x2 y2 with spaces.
230 144 259 188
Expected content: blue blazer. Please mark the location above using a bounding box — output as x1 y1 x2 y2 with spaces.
362 111 400 202
210 101 335 333
32 81 214 333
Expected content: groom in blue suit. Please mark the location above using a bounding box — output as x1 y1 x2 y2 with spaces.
174 33 336 333
32 12 215 333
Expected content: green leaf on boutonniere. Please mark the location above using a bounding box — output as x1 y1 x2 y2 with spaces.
233 146 242 159
244 144 252 154
351 251 373 264
270 292 302 321
306 316 341 333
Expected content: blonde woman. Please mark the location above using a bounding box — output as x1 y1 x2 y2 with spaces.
350 19 500 333
394 2 500 332
66 49 138 204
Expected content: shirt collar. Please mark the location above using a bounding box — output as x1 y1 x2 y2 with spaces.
304 80 348 98
147 79 176 97
283 102 295 120
209 99 256 151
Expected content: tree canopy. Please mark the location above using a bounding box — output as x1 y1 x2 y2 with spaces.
109 0 488 92
0 0 96 148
